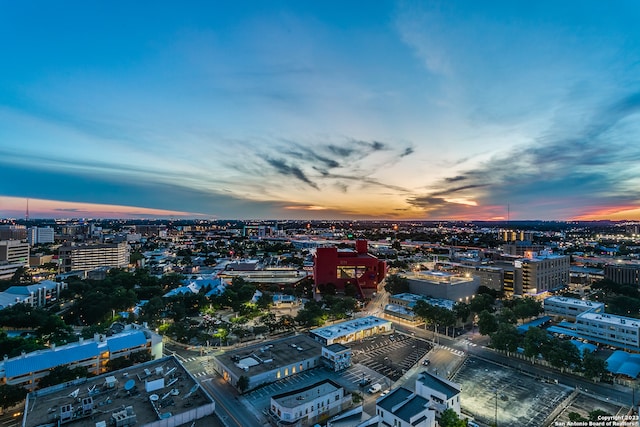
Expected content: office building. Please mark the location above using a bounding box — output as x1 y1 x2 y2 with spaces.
0 224 27 241
268 379 352 427
406 271 478 302
58 241 129 273
313 240 386 298
575 312 640 350
544 296 604 319
321 343 352 372
516 251 570 295
27 226 55 245
604 263 640 286
415 371 461 420
0 240 29 266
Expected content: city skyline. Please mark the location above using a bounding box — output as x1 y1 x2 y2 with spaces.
2 1 640 221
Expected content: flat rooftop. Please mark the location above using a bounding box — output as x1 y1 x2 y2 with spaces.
545 296 604 310
578 312 640 328
310 316 390 340
23 356 214 427
272 379 341 408
216 335 322 378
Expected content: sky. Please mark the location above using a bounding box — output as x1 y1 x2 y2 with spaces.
2 1 640 221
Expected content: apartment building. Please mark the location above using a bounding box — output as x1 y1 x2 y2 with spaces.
0 326 163 391
58 241 129 273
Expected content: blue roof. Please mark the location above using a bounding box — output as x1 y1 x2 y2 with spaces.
570 340 597 356
5 342 99 378
108 331 147 353
606 351 640 378
517 316 552 333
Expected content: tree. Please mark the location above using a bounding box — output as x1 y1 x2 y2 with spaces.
522 327 551 359
237 375 249 393
439 408 467 427
490 323 520 353
383 274 410 295
38 365 90 389
546 339 581 371
582 351 608 381
477 310 498 336
0 384 27 411
469 293 495 315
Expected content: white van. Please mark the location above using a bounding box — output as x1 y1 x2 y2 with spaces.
368 383 382 393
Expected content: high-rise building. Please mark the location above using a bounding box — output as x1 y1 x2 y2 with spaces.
0 240 30 266
0 225 27 240
58 241 129 273
515 251 570 295
27 226 55 245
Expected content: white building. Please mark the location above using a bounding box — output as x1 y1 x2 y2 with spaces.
27 226 55 245
376 387 434 427
575 312 640 349
0 280 67 309
269 379 352 427
544 296 604 319
415 371 461 420
309 316 393 346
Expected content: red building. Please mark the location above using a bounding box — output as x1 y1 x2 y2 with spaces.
313 240 386 298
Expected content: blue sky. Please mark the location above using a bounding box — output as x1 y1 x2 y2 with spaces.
2 1 640 220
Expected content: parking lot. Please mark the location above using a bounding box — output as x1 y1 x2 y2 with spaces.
552 392 629 425
349 333 432 381
454 357 572 427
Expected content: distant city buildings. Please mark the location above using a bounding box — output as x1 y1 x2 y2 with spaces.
27 226 55 245
58 241 129 273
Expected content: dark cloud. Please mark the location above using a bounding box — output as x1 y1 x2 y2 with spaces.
53 208 86 212
327 144 354 157
265 158 318 189
409 91 640 219
400 147 414 157
445 175 467 183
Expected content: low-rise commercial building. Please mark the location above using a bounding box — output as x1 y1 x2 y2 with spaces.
415 371 461 420
268 379 352 427
213 335 323 392
321 343 352 372
309 316 392 346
